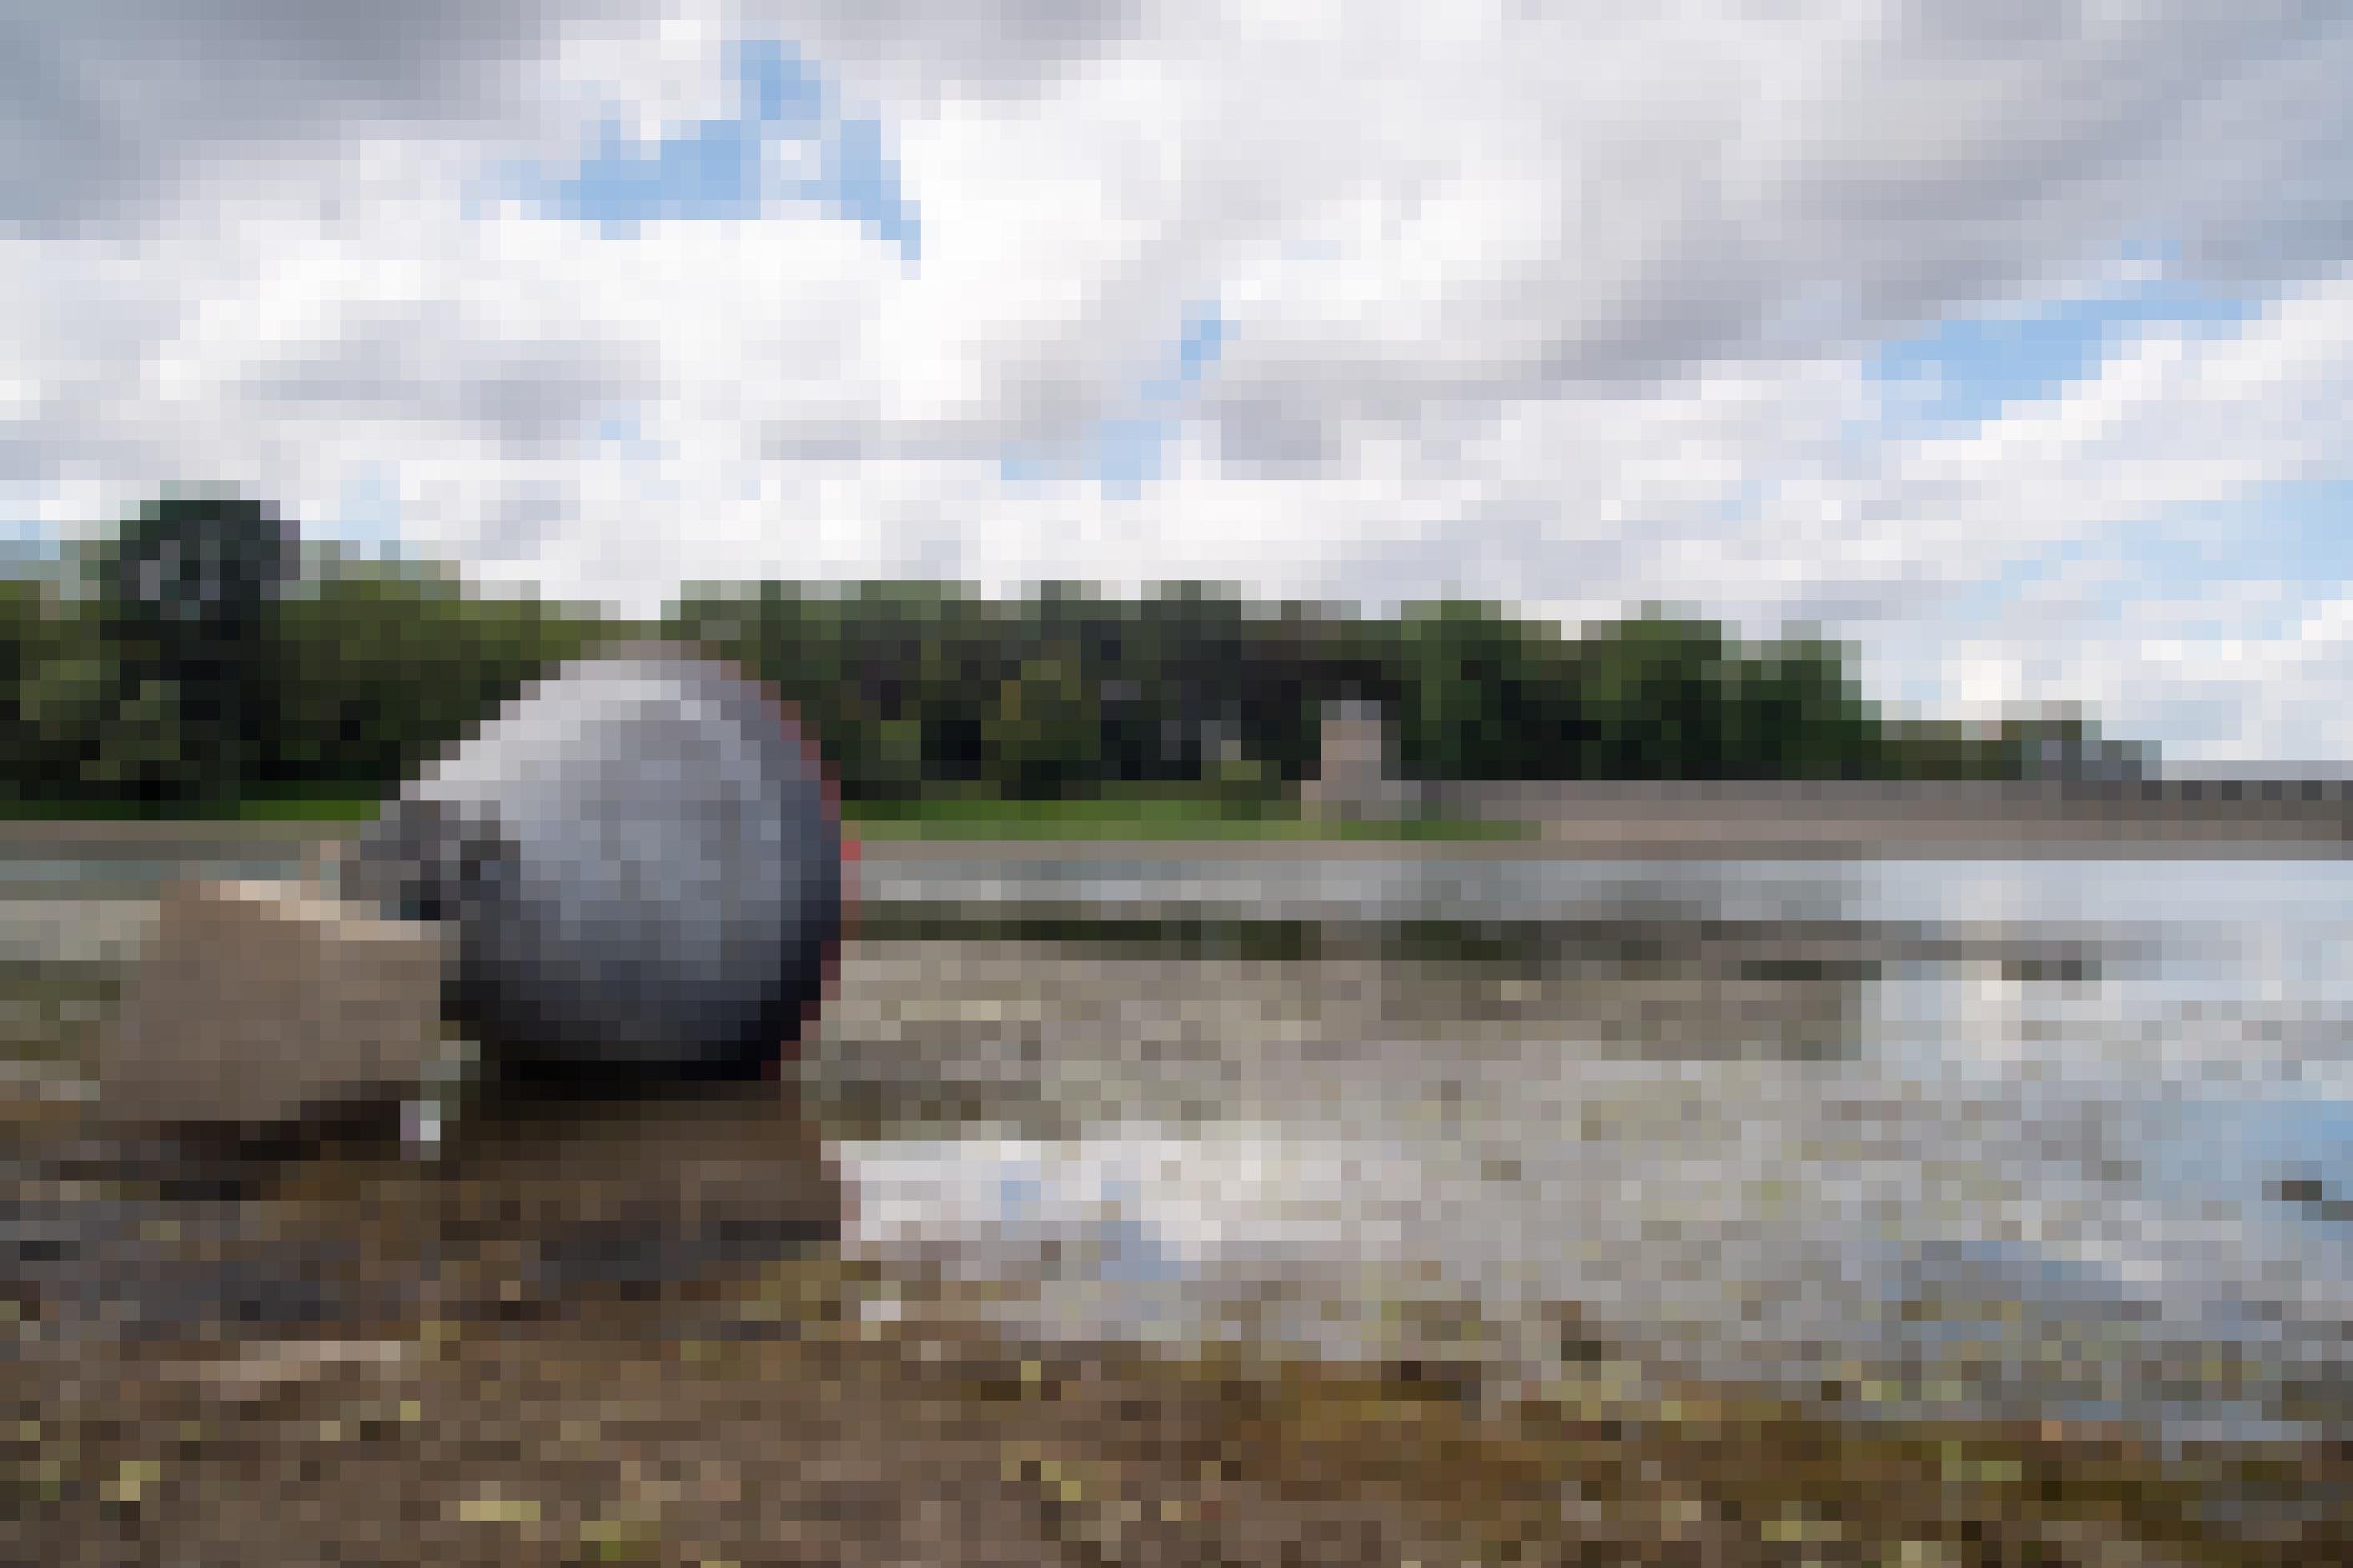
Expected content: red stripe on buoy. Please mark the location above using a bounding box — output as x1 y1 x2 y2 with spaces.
729 658 852 1061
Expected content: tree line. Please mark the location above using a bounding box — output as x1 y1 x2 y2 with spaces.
0 491 2151 811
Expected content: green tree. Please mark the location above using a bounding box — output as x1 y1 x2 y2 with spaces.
268 551 610 795
1723 634 1882 779
1391 600 1584 780
86 489 297 803
983 651 1098 798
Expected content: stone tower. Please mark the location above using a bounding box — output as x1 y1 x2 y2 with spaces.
1302 699 1419 820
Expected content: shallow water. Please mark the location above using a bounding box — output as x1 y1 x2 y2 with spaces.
7 850 2352 1450
817 857 2353 1444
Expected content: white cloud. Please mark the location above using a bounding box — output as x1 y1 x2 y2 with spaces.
6 1 2353 757
1823 275 2353 759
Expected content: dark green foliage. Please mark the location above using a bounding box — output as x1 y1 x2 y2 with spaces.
1388 604 1895 781
664 578 1343 804
0 495 616 812
267 553 612 791
89 490 298 802
0 492 2154 813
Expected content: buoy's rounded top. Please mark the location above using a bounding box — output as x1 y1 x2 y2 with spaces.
349 646 843 1082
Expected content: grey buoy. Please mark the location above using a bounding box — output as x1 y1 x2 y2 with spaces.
347 644 843 1085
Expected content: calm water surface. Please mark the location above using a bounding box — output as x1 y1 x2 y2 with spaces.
825 856 2353 1444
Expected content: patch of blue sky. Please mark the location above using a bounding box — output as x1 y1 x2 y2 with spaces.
502 38 918 259
0 516 62 574
1865 269 2256 434
1916 476 2348 667
1090 417 1173 499
735 37 822 131
1001 301 1231 498
1924 537 2106 636
557 113 768 227
1141 304 1233 405
2147 475 2353 624
588 401 685 508
327 466 404 559
802 114 920 259
997 451 1056 487
590 403 661 463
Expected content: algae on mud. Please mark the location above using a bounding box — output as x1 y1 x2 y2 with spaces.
10 1244 2343 1568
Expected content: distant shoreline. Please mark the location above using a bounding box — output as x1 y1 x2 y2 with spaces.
0 804 2343 860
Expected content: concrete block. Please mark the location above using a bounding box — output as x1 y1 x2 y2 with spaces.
96 878 453 1129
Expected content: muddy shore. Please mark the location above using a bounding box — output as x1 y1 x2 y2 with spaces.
9 953 2351 1566
9 851 2353 1563
10 1113 2347 1568
10 1222 2345 1566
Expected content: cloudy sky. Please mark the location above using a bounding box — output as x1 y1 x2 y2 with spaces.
5 1 2351 763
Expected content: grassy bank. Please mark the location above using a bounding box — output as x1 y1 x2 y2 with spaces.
0 786 1533 843
845 789 1529 842
0 791 383 824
